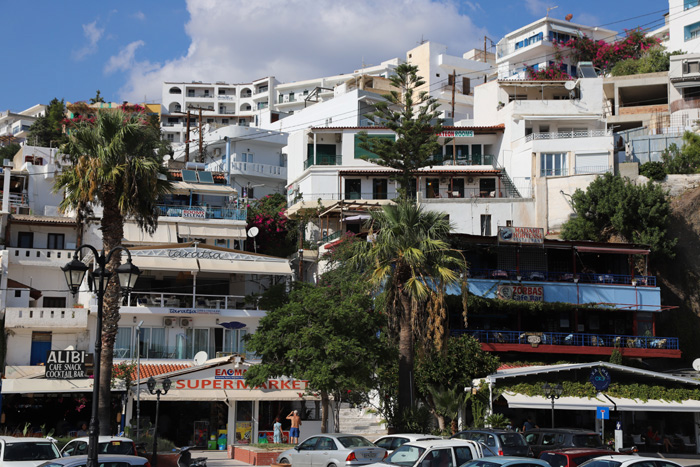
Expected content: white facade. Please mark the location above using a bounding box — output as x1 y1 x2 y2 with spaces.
666 0 700 53
0 104 46 143
496 17 616 80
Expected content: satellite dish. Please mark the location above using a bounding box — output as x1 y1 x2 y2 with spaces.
565 13 573 22
247 226 259 238
564 80 577 90
194 351 208 366
693 358 700 371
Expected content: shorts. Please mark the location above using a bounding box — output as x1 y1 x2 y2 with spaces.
290 427 300 438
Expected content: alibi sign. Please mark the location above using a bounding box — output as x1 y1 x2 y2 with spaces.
45 350 88 379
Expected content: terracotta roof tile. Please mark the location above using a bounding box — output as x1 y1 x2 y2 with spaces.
114 362 193 380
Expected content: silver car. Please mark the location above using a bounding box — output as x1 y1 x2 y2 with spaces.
38 454 150 467
277 433 387 467
373 434 441 454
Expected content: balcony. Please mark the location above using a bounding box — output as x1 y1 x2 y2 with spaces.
123 291 248 310
470 268 656 286
452 329 680 358
7 247 76 266
304 154 342 169
230 161 287 179
525 129 611 142
157 204 246 221
5 307 88 329
433 154 496 166
540 166 612 177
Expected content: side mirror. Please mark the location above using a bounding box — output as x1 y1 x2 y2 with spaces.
294 446 300 451
62 453 70 457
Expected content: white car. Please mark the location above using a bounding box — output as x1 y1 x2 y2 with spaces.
60 436 136 457
579 455 683 467
277 433 386 467
373 434 441 454
366 439 485 467
0 436 60 467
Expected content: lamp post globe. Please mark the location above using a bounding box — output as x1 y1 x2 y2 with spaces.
116 260 141 293
61 257 90 295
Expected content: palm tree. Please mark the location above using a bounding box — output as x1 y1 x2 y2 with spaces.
352 200 467 417
55 109 171 433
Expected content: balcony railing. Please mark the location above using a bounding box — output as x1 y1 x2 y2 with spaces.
7 247 75 264
124 291 247 310
231 161 287 178
113 343 254 361
5 307 89 329
435 154 496 166
157 205 246 220
452 329 678 350
469 268 656 286
304 154 342 169
540 166 612 177
525 129 611 142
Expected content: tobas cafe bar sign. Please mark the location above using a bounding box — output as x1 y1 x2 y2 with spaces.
45 350 88 379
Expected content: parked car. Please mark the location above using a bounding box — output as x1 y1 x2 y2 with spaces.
0 436 61 467
539 449 623 467
373 434 441 454
39 454 150 467
276 433 386 467
523 429 605 457
60 437 137 457
366 439 486 467
452 429 531 457
578 455 682 467
458 455 551 467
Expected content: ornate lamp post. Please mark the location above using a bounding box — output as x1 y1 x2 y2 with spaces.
147 376 172 467
542 382 563 428
62 246 140 467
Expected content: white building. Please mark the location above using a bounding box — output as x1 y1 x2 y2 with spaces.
0 104 46 144
662 0 700 53
161 77 278 145
496 17 616 80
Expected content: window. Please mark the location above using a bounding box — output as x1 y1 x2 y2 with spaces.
47 233 65 250
139 327 166 358
686 0 699 10
218 89 226 95
222 119 229 124
224 328 247 354
14 290 21 298
548 31 571 43
425 178 440 198
541 153 567 176
186 328 210 358
115 327 133 359
345 179 362 199
17 232 33 248
166 134 174 142
686 21 700 41
43 297 66 307
450 178 464 198
187 90 194 97
481 215 492 236
373 179 388 200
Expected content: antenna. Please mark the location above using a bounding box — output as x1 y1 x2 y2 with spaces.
193 351 208 366
546 5 558 17
247 226 259 254
693 358 700 371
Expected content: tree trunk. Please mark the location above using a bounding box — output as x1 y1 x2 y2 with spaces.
97 186 125 435
321 391 329 433
397 286 414 420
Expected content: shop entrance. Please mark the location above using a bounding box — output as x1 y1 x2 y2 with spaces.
145 401 228 448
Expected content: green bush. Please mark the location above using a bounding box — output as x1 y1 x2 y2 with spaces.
639 161 666 180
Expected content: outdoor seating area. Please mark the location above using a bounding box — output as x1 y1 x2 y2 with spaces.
128 292 248 310
469 268 656 286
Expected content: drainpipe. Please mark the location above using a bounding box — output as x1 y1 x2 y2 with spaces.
224 136 231 184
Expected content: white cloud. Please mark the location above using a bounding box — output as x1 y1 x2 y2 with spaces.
73 20 104 61
116 0 489 104
464 1 483 12
133 11 146 21
105 40 146 74
524 0 548 16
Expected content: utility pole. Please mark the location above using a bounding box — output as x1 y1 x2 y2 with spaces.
451 70 457 194
185 110 191 163
186 105 209 164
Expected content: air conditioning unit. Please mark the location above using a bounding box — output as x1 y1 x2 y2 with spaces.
179 317 193 328
163 317 175 327
467 177 475 183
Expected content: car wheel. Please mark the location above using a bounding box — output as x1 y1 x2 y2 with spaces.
280 458 290 465
328 463 337 467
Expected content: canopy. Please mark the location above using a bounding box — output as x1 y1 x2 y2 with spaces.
170 181 237 196
178 224 246 239
502 393 700 412
2 378 117 394
198 259 292 275
131 256 199 272
124 223 178 244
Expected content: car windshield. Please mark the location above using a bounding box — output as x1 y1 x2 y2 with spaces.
4 442 60 461
579 460 622 467
459 461 501 467
540 453 567 467
385 445 426 466
498 433 527 447
99 441 134 455
572 435 604 448
337 436 374 448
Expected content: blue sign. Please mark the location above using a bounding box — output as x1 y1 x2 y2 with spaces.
597 407 610 420
589 367 611 391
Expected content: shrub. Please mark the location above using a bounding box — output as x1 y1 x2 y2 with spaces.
639 161 666 180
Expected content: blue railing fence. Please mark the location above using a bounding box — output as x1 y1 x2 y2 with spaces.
468 268 656 286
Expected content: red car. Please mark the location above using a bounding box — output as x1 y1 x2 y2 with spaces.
539 448 624 467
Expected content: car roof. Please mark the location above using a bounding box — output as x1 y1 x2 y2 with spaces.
377 434 441 440
586 456 671 463
0 436 56 442
44 454 148 465
403 439 477 448
472 456 550 465
66 436 133 443
541 449 616 456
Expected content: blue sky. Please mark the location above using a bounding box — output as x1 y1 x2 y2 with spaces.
0 0 668 113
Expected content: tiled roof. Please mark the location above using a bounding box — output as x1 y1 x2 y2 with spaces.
10 214 77 225
498 363 534 371
114 362 193 380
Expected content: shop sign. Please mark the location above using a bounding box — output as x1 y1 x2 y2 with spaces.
497 284 543 302
174 368 309 390
45 350 87 379
437 130 474 137
168 249 224 260
589 367 611 391
182 209 206 219
236 422 252 444
498 226 545 244
167 308 221 315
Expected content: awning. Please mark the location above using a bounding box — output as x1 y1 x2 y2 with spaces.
343 215 371 222
131 256 199 272
124 222 178 244
502 393 700 412
2 378 116 394
198 259 292 275
550 23 583 36
179 224 246 239
171 181 237 196
575 246 649 255
134 387 311 401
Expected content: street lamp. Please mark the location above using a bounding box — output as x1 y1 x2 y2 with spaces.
62 245 141 467
135 320 144 443
146 376 172 467
542 383 563 428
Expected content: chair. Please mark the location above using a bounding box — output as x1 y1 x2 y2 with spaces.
677 435 696 453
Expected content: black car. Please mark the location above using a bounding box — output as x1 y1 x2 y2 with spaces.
523 429 605 457
451 429 532 457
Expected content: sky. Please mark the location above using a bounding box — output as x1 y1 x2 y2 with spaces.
0 0 670 113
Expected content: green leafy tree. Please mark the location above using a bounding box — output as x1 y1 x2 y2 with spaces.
357 63 443 199
244 265 389 433
350 200 468 416
415 335 500 431
639 161 666 180
563 28 660 74
610 48 680 76
28 98 67 147
560 172 676 259
662 132 700 174
0 143 21 161
55 109 171 433
90 90 106 104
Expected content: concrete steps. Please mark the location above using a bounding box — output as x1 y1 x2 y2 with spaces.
337 407 386 436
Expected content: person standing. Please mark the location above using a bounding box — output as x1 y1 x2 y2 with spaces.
273 417 283 444
522 416 538 432
287 410 302 444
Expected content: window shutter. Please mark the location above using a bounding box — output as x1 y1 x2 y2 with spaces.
463 77 471 95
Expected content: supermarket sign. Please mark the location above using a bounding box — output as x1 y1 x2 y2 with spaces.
497 284 543 302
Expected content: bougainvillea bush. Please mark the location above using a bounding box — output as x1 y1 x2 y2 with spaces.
563 28 661 74
246 193 297 257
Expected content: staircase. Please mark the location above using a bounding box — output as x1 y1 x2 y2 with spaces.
337 406 386 438
498 169 523 198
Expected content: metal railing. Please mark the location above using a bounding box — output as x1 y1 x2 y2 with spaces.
156 204 246 220
124 291 247 310
525 129 611 142
320 230 343 244
436 154 496 166
452 329 678 350
231 161 286 177
304 154 343 169
468 268 656 286
113 343 254 361
8 247 75 263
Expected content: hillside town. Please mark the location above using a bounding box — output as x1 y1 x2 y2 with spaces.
5 1 700 467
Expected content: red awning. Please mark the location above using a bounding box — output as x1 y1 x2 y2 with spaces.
575 246 649 255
